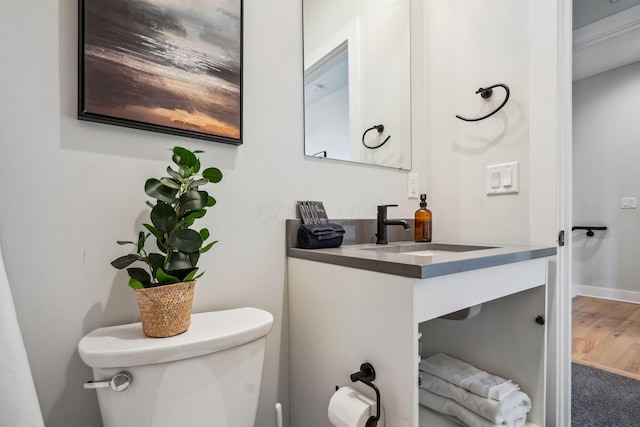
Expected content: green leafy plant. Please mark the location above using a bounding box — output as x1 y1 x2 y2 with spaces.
111 146 223 289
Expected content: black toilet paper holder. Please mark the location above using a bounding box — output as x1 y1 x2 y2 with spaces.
347 362 381 422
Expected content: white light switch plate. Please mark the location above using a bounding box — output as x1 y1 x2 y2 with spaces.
486 162 519 195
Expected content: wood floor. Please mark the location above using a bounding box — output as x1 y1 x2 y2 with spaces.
572 295 640 380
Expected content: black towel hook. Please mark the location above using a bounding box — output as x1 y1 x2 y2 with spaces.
362 124 391 149
456 83 510 122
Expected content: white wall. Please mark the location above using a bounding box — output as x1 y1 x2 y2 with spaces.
0 2 426 426
423 0 533 245
573 60 640 302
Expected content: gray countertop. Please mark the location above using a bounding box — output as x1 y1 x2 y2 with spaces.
286 219 557 279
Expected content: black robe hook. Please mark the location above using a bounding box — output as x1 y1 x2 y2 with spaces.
456 83 510 122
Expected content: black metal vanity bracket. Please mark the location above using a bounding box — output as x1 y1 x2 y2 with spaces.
572 226 607 237
350 362 381 422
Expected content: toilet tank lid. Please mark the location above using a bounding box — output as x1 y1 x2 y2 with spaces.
78 307 274 369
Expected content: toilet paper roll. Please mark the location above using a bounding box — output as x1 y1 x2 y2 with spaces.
328 386 384 427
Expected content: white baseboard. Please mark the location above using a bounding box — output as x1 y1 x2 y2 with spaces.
572 284 640 304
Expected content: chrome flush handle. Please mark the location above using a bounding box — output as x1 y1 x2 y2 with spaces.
84 371 132 392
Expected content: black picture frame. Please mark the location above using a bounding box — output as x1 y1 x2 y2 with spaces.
78 0 243 146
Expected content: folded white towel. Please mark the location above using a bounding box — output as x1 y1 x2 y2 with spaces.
420 353 520 401
419 388 527 427
420 372 530 426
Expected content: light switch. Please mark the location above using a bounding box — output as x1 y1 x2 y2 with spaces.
502 170 512 188
491 171 501 189
486 162 519 195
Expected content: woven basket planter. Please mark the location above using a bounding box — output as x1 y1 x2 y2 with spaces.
134 281 195 338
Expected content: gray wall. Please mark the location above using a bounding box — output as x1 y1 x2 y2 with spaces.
573 60 640 301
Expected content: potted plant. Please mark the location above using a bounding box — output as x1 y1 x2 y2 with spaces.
111 146 223 337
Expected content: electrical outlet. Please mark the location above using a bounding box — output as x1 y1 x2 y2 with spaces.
621 197 637 209
408 173 419 199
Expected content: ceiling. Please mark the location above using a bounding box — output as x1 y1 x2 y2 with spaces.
573 1 640 80
573 0 640 29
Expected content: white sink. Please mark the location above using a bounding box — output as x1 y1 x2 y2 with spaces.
400 250 448 256
358 242 497 256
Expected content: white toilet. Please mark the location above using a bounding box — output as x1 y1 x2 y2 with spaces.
78 307 273 427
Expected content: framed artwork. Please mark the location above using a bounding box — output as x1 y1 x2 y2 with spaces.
78 0 243 145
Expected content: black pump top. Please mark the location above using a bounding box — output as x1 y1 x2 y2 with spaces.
420 193 427 207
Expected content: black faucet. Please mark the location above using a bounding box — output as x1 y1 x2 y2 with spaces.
376 204 410 244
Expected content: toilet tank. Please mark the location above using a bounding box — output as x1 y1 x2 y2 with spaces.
78 307 274 427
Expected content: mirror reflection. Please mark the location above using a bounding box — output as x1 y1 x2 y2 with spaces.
303 0 412 170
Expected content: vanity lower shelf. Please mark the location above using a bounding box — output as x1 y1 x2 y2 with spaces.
418 285 546 427
419 406 541 427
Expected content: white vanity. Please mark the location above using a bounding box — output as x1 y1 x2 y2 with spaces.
287 220 556 427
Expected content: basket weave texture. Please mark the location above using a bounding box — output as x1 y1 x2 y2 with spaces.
134 281 195 338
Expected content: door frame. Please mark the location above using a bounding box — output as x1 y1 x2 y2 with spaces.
556 0 573 425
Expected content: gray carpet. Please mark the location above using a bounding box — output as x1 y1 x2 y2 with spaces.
572 363 640 427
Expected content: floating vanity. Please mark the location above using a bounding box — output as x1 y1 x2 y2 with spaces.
286 220 556 427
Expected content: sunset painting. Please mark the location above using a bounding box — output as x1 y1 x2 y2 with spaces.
79 0 242 144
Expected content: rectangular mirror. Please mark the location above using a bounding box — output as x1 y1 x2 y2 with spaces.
303 0 412 170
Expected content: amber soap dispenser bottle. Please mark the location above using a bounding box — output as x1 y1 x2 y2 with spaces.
414 194 432 242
